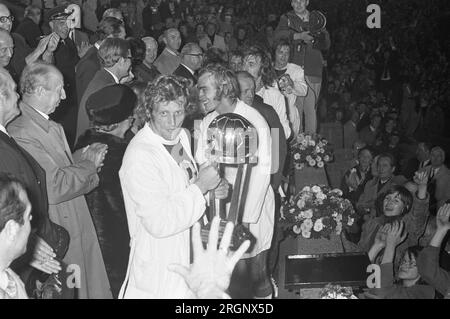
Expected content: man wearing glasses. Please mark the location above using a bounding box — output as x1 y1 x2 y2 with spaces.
76 38 132 144
0 3 56 81
173 42 203 85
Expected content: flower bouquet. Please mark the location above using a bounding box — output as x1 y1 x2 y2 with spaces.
291 133 333 170
319 284 358 299
282 185 356 239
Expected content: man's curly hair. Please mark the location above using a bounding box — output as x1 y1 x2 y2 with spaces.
242 45 277 88
139 75 191 122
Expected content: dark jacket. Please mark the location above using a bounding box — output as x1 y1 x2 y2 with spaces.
173 63 197 85
9 33 32 82
418 246 450 298
252 95 287 191
51 37 80 148
75 46 100 103
0 131 70 294
275 10 330 78
76 68 116 144
75 130 130 298
133 62 160 83
15 17 42 48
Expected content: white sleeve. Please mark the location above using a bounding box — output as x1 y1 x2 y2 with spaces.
242 117 272 224
290 64 308 97
120 149 206 239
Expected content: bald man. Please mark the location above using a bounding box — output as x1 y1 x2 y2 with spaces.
134 36 160 83
0 3 55 81
153 28 181 75
173 42 203 85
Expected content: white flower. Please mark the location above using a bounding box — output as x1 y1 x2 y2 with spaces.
299 145 306 151
314 219 324 232
303 209 313 219
317 161 324 168
316 156 322 162
306 155 312 162
347 217 354 226
318 142 324 148
324 155 330 162
334 213 343 222
305 135 311 141
295 163 305 170
309 140 316 147
316 192 327 200
303 186 311 192
311 186 321 193
303 218 313 230
331 189 343 196
289 208 296 214
302 230 311 238
294 153 301 160
293 225 302 234
309 159 316 167
301 140 308 147
297 199 306 209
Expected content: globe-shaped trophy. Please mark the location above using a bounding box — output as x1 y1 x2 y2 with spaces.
200 113 258 252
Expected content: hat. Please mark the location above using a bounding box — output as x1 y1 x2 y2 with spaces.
47 5 71 21
86 84 137 126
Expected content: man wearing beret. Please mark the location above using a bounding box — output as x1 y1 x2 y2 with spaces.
76 84 136 298
46 5 80 149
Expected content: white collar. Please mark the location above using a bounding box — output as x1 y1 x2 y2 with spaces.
165 48 179 57
30 106 49 120
0 124 9 137
104 68 120 84
95 42 100 50
181 63 195 75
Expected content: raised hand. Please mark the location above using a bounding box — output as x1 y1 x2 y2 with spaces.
385 221 407 248
374 224 390 248
413 170 429 186
46 33 60 53
436 204 450 232
168 217 250 299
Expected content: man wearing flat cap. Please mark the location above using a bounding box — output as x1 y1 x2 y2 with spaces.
47 5 80 148
76 84 137 299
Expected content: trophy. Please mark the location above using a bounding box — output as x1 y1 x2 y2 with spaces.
200 113 258 252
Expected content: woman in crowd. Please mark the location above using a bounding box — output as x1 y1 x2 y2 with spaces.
353 171 430 271
118 75 228 298
418 204 450 298
75 84 137 299
365 221 434 299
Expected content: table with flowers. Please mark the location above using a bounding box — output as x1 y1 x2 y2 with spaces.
277 134 359 298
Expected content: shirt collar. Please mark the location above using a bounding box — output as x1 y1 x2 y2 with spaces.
95 42 101 50
181 63 195 75
165 48 179 56
0 124 9 137
104 68 120 84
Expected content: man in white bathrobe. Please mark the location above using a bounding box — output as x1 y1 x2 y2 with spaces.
195 65 275 298
119 75 227 298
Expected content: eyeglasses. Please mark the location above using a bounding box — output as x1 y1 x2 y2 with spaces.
186 53 204 58
0 15 14 23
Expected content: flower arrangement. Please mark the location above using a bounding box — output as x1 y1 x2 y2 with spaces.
282 185 356 239
319 284 358 299
292 133 333 170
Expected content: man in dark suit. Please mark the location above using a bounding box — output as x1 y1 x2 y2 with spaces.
75 16 126 103
46 5 80 148
236 71 287 281
15 5 42 48
402 142 432 180
76 38 132 144
0 67 63 295
359 114 381 147
153 28 181 75
173 42 203 85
